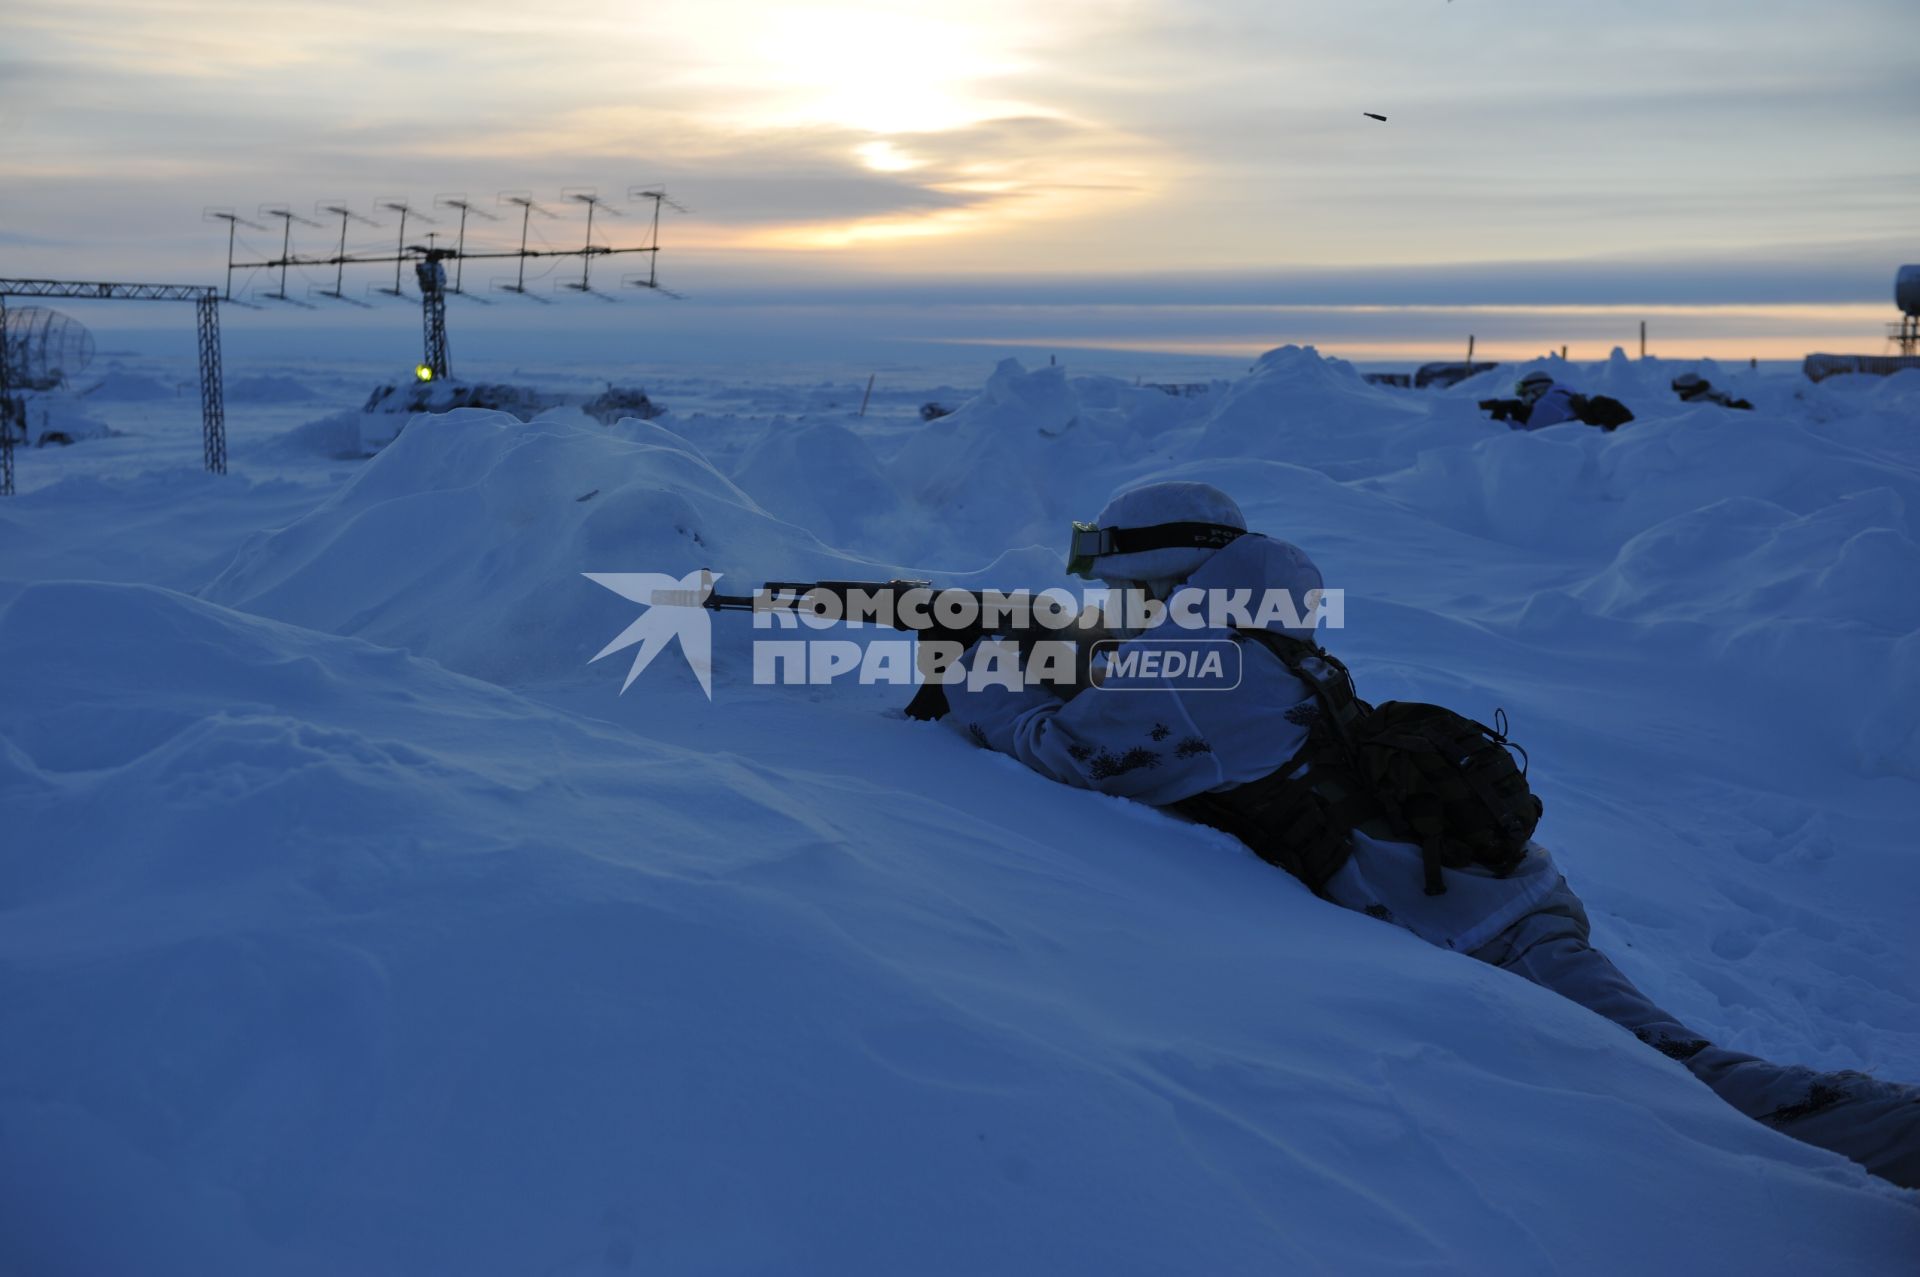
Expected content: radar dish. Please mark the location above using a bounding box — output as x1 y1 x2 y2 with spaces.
1896 265 1920 319
2 307 97 391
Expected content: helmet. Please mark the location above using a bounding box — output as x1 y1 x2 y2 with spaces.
1672 372 1708 398
1067 481 1246 582
1515 371 1554 401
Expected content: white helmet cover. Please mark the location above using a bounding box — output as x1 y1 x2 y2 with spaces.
1077 481 1248 583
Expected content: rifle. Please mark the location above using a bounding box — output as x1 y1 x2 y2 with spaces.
653 575 1109 720
1478 397 1530 424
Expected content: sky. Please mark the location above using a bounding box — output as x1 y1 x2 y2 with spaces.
3 0 1917 362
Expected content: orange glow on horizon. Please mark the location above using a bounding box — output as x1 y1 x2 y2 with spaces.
931 304 1899 363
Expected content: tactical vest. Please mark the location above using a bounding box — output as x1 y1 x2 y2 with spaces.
1172 630 1543 896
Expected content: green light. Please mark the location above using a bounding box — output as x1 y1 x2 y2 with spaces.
415 365 434 382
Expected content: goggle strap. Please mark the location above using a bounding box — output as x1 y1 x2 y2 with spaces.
1074 521 1245 560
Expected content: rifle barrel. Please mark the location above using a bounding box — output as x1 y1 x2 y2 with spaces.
655 578 1096 636
702 591 766 611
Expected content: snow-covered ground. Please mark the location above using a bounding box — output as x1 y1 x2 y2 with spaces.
3 344 1917 1274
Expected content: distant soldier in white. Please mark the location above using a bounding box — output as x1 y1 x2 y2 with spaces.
1671 371 1754 410
944 481 1920 1189
1480 371 1635 431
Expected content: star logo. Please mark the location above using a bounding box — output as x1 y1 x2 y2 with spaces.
583 569 718 696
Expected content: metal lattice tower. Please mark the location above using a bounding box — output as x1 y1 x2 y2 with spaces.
198 294 226 474
1895 266 1920 356
1895 314 1919 358
415 251 453 379
0 296 13 497
0 279 229 494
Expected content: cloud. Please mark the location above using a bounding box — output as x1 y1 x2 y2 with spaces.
2 0 1914 296
670 232 1912 308
0 229 71 248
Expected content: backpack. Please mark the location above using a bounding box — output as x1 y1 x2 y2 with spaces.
1573 393 1635 430
1173 630 1543 896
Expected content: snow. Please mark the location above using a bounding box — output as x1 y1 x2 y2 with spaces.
78 369 182 401
8 392 116 447
206 411 864 685
226 374 319 403
2 344 1916 1273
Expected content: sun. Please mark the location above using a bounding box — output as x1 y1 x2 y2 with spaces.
854 140 921 173
744 9 1029 135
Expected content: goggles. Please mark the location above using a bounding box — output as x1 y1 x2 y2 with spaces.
1066 519 1246 579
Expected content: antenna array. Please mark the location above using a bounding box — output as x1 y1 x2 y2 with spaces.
217 186 680 379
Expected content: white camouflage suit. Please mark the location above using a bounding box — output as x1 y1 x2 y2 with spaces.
945 482 1920 1189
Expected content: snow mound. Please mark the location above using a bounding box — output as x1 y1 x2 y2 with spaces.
227 374 319 403
1564 488 1920 779
261 407 383 459
1867 366 1920 404
204 410 861 684
12 394 115 446
730 420 907 553
79 370 178 401
267 384 662 460
1576 489 1920 632
1371 405 1920 558
1192 345 1447 479
886 359 1184 560
3 579 1915 1275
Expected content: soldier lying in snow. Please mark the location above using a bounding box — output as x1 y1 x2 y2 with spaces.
1672 371 1754 410
1481 370 1635 430
943 480 1919 1189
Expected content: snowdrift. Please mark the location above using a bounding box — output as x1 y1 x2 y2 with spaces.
3 344 1918 1274
730 419 907 553
79 370 179 401
3 580 1914 1276
226 374 319 403
1191 345 1441 479
9 394 115 447
884 358 1208 562
206 411 868 685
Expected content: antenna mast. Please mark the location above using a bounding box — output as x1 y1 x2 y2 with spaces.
562 189 618 296
207 209 266 302
315 202 379 304
375 200 437 297
435 195 499 297
258 205 323 305
496 193 557 300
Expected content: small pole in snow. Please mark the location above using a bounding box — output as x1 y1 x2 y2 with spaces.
1561 344 1568 359
1639 321 1647 359
859 373 875 417
1466 334 1475 367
